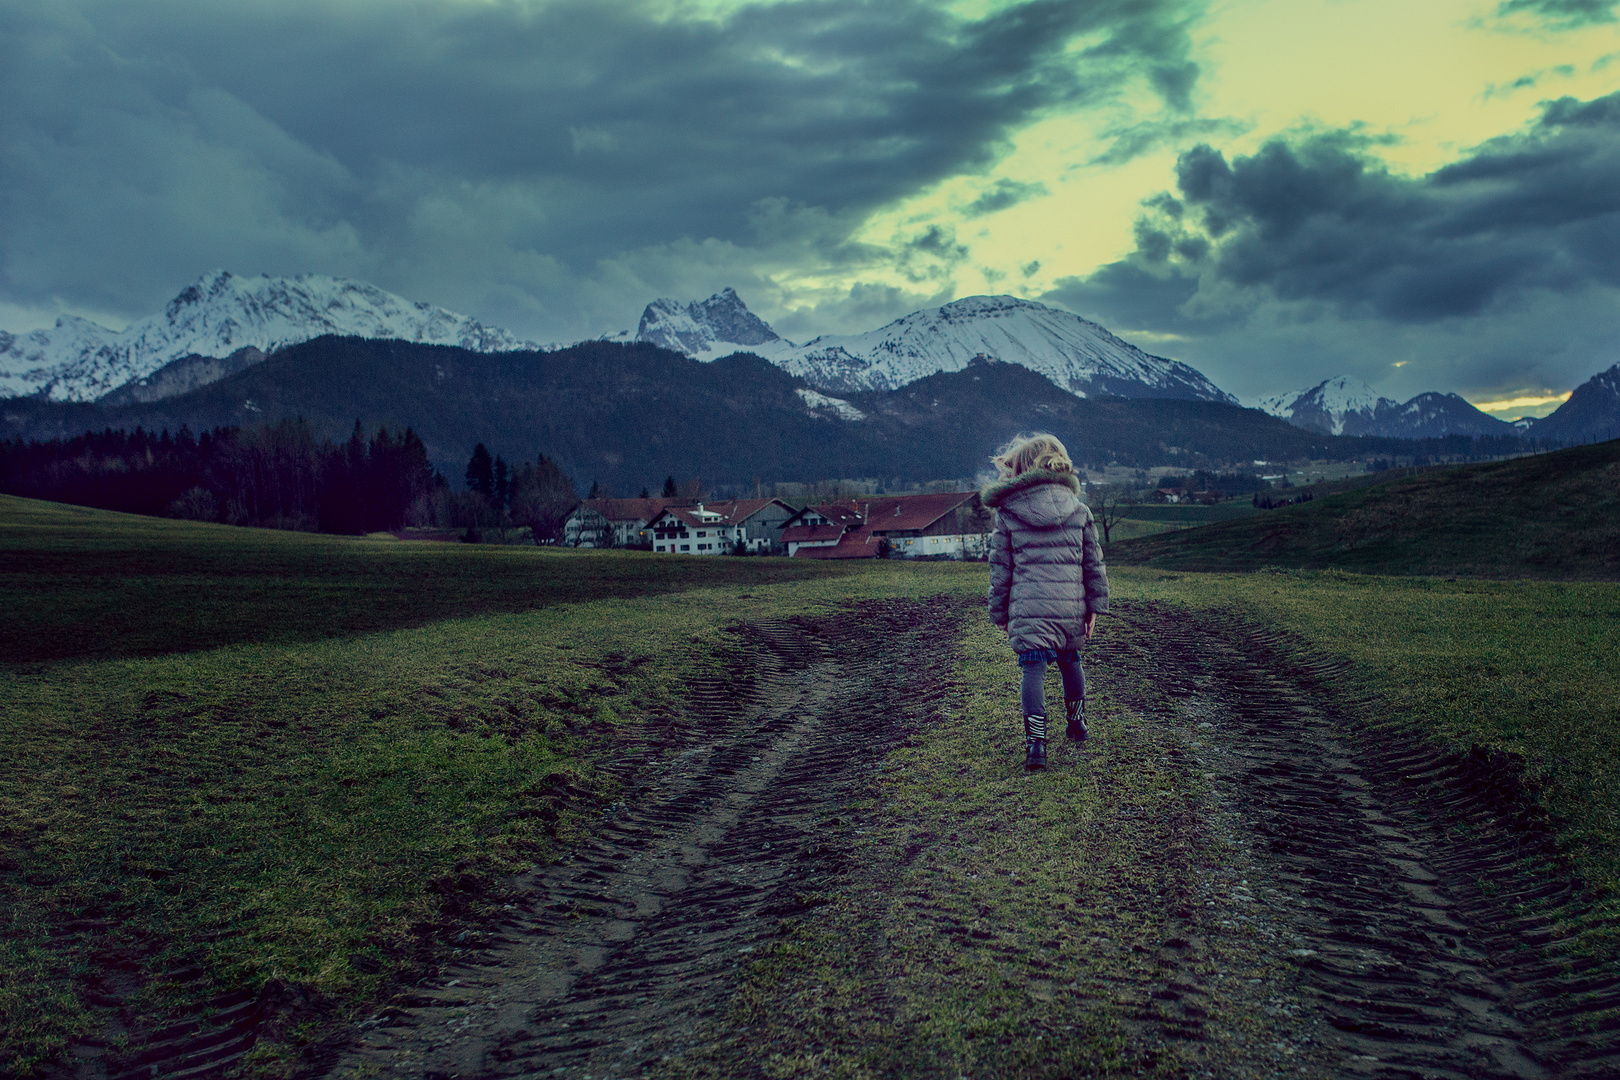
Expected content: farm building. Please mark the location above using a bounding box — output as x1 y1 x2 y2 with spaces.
646 499 797 555
564 497 686 548
779 492 991 560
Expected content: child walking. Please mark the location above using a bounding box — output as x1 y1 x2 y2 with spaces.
982 434 1109 770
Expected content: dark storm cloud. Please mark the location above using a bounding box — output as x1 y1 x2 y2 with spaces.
1055 90 1620 332
1497 0 1618 28
0 0 1203 327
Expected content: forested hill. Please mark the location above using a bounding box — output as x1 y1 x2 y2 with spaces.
1 337 1530 490
1108 439 1620 580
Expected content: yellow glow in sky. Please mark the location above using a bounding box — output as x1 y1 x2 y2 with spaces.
788 0 1620 336
1470 390 1574 417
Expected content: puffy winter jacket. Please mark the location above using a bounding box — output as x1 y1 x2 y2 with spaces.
982 467 1109 653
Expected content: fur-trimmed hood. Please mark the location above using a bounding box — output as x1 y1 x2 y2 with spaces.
984 465 1108 651
981 467 1083 528
981 467 1081 508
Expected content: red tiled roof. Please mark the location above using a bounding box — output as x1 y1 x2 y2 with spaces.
781 523 847 545
580 497 689 524
857 492 978 532
792 524 882 559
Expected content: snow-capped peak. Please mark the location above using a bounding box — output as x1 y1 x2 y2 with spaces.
638 290 1236 404
0 270 544 402
636 287 788 360
778 294 1236 403
1257 376 1385 423
1257 375 1518 438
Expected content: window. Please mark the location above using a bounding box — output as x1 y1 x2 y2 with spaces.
680 544 690 552
655 545 665 552
697 530 706 537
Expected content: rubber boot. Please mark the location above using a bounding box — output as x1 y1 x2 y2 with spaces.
1064 698 1087 742
1023 714 1047 770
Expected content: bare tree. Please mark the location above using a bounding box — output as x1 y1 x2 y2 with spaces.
510 454 578 545
1089 483 1134 545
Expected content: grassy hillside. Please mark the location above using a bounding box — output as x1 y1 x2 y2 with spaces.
0 495 856 664
1108 440 1620 579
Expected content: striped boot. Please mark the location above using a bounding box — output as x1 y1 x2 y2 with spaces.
1023 714 1047 770
1065 698 1087 742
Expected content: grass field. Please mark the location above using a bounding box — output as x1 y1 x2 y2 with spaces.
1109 440 1620 579
3 495 1618 1075
0 494 859 665
1106 501 1259 542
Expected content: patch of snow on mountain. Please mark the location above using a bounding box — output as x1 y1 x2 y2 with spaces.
1256 376 1388 435
781 295 1236 402
637 287 789 360
1256 376 1518 437
797 295 1233 401
637 290 1235 404
795 387 866 422
1314 376 1385 421
0 270 543 402
1254 388 1306 418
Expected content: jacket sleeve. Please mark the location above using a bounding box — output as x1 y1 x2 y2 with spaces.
987 514 1013 627
1081 513 1109 615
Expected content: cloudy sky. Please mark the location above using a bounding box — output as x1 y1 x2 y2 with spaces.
3 0 1619 415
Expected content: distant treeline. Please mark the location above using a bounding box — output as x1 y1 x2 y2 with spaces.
0 420 436 534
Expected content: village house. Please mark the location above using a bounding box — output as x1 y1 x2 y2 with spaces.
646 498 797 555
563 497 687 548
778 492 991 560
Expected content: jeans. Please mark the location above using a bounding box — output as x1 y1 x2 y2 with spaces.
1018 648 1084 718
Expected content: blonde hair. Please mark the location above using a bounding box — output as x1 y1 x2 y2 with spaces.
991 433 1074 479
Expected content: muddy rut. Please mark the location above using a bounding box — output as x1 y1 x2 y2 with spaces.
318 599 964 1080
1095 604 1620 1080
125 597 1617 1080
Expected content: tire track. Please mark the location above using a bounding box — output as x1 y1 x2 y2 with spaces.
321 597 963 1080
1102 603 1620 1080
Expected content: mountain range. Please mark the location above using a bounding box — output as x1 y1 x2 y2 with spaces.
637 289 1235 403
0 270 541 403
1 271 1615 447
1255 376 1520 439
1 337 1463 491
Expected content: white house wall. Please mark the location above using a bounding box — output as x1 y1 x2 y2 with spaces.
891 532 991 560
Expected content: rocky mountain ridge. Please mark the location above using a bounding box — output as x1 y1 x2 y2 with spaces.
636 291 1237 404
1258 375 1521 440
0 271 542 402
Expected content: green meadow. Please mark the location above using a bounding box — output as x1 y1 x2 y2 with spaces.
2 495 1617 1075
1110 440 1620 579
1105 500 1259 541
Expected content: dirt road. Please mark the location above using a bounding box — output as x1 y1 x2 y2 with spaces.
282 598 1618 1079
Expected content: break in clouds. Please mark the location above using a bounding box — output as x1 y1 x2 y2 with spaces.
3 0 1618 403
0 0 1201 341
1051 89 1620 402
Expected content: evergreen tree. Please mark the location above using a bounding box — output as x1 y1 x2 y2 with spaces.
588 480 601 499
465 443 494 496
640 487 650 498
493 455 511 511
662 475 678 498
